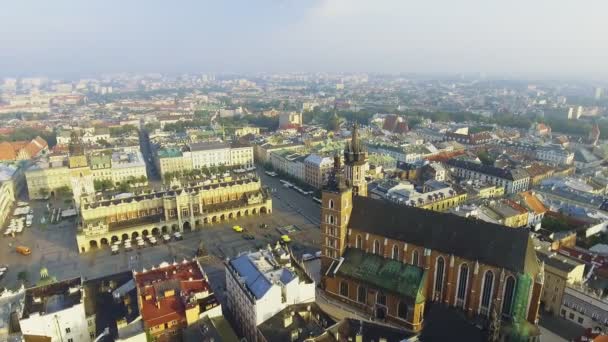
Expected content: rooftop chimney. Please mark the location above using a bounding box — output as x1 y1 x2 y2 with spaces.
284 311 293 328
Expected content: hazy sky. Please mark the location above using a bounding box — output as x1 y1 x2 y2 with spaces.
1 0 607 77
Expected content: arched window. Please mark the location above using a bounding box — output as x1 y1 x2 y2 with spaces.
328 199 334 209
373 240 380 255
392 245 399 260
339 281 349 297
480 271 494 316
412 250 419 266
434 257 445 301
502 276 517 317
328 215 334 224
357 286 367 304
377 292 387 306
355 235 363 249
398 301 408 320
456 264 469 309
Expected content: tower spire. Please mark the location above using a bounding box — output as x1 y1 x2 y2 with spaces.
343 122 368 197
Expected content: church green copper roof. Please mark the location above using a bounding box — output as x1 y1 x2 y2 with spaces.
336 248 426 303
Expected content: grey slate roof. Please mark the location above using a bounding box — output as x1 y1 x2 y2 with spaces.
229 254 272 299
447 158 529 181
348 196 533 274
189 141 229 151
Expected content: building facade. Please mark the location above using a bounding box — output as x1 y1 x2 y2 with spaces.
0 164 21 228
76 174 272 252
304 154 334 189
447 159 530 194
320 147 543 339
156 142 254 178
225 248 315 342
19 277 90 342
561 285 608 328
134 260 222 339
536 250 584 316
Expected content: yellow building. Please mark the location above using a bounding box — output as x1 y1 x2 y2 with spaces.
76 173 272 253
156 143 254 180
388 186 468 213
25 158 72 199
476 184 505 198
234 126 260 137
25 154 95 203
479 200 530 228
419 192 468 212
0 177 16 228
157 148 193 178
536 245 585 315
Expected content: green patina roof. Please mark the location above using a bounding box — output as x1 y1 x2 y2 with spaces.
337 248 426 303
90 154 111 168
158 148 183 158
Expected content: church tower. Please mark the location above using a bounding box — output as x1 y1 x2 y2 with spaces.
67 130 94 204
343 122 368 197
320 155 353 277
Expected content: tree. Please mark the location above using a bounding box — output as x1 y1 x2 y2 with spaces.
477 151 496 166
117 182 130 193
17 271 29 283
56 186 72 198
542 216 570 232
486 298 501 342
94 179 113 192
327 112 341 131
39 188 49 198
143 122 160 132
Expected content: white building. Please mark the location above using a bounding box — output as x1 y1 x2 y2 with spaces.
225 247 315 342
0 286 25 339
189 141 253 169
561 284 608 329
110 151 148 184
447 159 530 194
535 145 574 166
0 164 21 228
19 277 92 342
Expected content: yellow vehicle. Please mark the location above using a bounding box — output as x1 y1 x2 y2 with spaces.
232 225 243 232
281 235 291 243
16 246 31 256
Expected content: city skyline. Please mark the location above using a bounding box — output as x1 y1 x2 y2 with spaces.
1 0 607 78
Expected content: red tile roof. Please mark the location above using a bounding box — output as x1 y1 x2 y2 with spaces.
0 137 47 161
0 141 17 160
134 261 211 329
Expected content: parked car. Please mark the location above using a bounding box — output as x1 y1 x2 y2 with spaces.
232 225 244 232
259 224 269 229
242 234 255 240
162 234 171 243
111 245 120 255
173 232 183 240
16 246 31 255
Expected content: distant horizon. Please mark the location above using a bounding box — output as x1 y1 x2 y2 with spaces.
1 1 607 80
1 71 606 84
